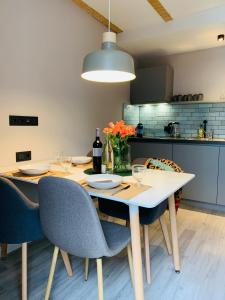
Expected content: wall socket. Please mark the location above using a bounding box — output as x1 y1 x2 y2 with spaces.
9 115 38 126
16 151 32 162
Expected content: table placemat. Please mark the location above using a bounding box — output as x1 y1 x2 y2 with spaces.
84 168 132 177
2 170 71 181
82 182 150 200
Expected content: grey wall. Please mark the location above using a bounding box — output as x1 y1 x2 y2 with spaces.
124 102 225 138
0 0 129 167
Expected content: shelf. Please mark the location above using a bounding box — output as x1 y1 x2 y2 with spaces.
124 100 225 107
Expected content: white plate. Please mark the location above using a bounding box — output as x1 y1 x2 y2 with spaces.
71 156 92 165
87 174 122 190
19 164 50 176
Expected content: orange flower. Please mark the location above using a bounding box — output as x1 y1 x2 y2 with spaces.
108 122 115 129
116 120 125 127
103 127 112 134
103 120 135 139
112 126 120 135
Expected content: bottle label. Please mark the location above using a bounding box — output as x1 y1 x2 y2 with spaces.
93 148 102 157
101 164 106 174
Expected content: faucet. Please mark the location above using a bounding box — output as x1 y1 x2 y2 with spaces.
203 120 207 138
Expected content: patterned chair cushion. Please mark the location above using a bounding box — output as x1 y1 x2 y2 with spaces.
144 158 183 212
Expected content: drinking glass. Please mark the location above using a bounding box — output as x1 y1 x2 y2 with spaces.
61 156 72 172
132 164 146 186
56 151 64 165
206 129 214 140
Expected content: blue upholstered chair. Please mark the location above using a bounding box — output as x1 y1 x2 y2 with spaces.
0 177 44 300
38 177 133 300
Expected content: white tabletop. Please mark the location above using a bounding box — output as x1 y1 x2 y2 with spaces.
0 161 195 209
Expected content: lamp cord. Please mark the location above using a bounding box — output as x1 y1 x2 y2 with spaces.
108 0 111 32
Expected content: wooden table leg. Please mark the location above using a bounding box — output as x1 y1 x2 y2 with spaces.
1 244 8 258
22 243 28 300
168 194 180 272
129 205 144 300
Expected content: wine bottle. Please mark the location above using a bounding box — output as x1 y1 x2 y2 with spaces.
93 128 102 174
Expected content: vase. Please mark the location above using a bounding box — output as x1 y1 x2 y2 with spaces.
101 136 113 174
112 140 131 173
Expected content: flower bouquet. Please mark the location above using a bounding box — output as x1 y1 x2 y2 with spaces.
103 120 135 173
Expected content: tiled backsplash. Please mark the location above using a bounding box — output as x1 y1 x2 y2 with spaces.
123 103 225 138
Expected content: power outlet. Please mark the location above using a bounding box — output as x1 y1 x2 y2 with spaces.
9 115 38 126
16 151 32 162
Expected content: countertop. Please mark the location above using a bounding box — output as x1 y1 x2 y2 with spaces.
128 136 225 145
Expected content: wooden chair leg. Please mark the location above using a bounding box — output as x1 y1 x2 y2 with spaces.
127 243 134 287
84 258 89 281
96 258 103 300
22 243 28 300
159 214 172 255
60 250 73 277
1 244 8 258
125 220 130 227
144 225 151 284
45 246 59 300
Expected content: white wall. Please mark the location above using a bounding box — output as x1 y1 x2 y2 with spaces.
138 45 225 101
0 0 129 167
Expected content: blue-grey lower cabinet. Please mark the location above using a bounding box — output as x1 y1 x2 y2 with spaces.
129 142 173 160
217 147 225 205
173 144 219 204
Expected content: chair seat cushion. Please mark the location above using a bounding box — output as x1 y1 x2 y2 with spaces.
100 221 131 257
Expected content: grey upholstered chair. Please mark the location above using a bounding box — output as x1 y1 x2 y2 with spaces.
38 177 133 300
0 177 44 300
98 157 175 285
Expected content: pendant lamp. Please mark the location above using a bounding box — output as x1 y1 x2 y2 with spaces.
81 0 136 83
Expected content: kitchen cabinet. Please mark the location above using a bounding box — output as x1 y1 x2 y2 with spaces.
130 65 173 104
129 141 173 160
217 147 225 205
173 144 219 204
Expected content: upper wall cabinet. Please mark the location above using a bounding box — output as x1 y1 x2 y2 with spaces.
130 65 173 104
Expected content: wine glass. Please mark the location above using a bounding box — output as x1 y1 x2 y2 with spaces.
132 164 146 186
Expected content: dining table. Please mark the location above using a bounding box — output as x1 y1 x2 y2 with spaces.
0 161 195 300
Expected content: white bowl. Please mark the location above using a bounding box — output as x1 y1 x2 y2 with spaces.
19 164 50 176
71 156 92 165
87 174 122 190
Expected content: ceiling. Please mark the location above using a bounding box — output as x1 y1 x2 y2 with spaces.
81 0 225 57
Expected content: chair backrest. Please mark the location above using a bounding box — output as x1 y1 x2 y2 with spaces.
0 177 43 244
38 176 110 258
144 158 183 212
144 158 183 173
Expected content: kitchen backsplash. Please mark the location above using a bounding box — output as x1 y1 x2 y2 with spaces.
123 102 225 138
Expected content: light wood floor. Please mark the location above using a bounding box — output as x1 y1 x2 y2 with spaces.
1 208 225 300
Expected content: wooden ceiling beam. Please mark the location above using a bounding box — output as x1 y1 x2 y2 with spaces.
147 0 173 22
72 0 123 33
